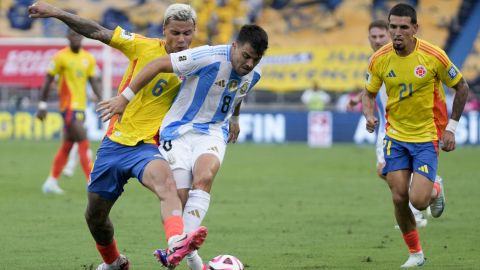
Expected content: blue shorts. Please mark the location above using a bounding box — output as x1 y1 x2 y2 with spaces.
382 136 439 181
61 110 85 131
88 137 165 201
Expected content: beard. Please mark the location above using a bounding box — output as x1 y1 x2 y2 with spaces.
393 43 405 51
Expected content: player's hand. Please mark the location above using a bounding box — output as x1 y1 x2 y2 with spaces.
28 2 58 18
96 96 128 122
441 130 456 152
228 122 240 144
365 115 378 133
346 98 358 111
36 110 47 121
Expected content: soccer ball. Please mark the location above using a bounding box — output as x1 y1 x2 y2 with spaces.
207 254 244 270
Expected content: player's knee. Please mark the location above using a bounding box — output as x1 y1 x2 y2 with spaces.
149 173 177 198
391 192 409 206
192 172 214 191
85 208 101 228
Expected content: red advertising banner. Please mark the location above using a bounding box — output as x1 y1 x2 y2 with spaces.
0 39 129 89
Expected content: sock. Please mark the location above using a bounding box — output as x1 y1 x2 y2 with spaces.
164 215 184 241
433 182 441 198
96 239 120 264
78 140 92 181
50 141 74 178
64 143 79 173
187 250 204 270
403 230 422 253
183 189 211 233
409 202 422 217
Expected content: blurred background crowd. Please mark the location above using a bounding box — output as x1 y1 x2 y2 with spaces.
1 0 479 112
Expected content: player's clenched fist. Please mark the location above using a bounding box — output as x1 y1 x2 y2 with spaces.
28 2 58 18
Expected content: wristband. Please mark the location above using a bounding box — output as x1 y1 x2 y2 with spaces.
121 87 135 101
38 101 48 110
230 116 239 124
445 119 458 133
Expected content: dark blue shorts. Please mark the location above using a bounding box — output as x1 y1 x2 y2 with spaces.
62 110 85 131
382 136 439 181
88 137 165 200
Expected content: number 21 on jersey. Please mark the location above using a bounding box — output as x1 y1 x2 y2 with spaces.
398 83 413 100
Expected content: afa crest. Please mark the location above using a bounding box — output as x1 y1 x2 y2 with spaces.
239 82 249 94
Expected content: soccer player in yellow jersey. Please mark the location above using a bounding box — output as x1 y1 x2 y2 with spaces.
38 29 101 194
29 2 207 269
362 4 470 267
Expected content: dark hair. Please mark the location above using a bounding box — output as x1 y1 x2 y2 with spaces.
236 24 268 56
388 3 417 24
369 20 388 31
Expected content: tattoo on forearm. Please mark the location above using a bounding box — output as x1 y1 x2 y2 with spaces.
61 13 112 44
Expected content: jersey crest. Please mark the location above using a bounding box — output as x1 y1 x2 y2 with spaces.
414 65 427 78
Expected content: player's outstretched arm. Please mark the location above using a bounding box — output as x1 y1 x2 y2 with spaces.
361 89 378 133
96 56 174 121
129 56 174 93
442 77 469 152
28 1 113 44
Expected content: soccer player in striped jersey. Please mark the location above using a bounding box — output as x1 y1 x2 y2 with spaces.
29 2 207 269
362 4 470 267
37 29 101 194
98 24 268 270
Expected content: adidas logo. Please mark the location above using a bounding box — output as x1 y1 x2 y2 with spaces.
386 70 396 78
188 209 200 218
418 165 429 173
215 80 226 87
208 146 219 153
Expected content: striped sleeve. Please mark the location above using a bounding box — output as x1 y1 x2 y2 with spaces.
170 45 215 76
365 48 389 94
419 41 463 88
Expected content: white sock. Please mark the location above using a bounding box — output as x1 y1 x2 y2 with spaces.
409 202 422 216
183 189 211 233
46 175 58 183
187 250 204 270
408 202 424 220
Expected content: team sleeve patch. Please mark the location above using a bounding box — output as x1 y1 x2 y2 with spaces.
120 29 135 40
365 71 372 84
447 66 458 80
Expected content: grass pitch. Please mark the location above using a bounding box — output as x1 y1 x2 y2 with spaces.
0 141 479 269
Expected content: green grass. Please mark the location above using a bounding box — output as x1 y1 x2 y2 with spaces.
0 141 479 269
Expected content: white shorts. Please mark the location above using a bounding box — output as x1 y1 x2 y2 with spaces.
159 132 226 188
376 129 385 165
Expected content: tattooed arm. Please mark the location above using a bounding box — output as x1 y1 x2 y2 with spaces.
28 1 113 44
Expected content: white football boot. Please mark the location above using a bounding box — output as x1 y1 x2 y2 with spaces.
430 176 445 218
401 252 426 268
96 254 129 270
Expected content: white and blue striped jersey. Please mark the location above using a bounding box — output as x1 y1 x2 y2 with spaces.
376 83 387 134
375 83 388 163
161 45 262 142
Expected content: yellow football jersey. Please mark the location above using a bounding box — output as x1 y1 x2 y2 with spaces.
365 38 462 142
106 27 181 146
47 47 97 112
